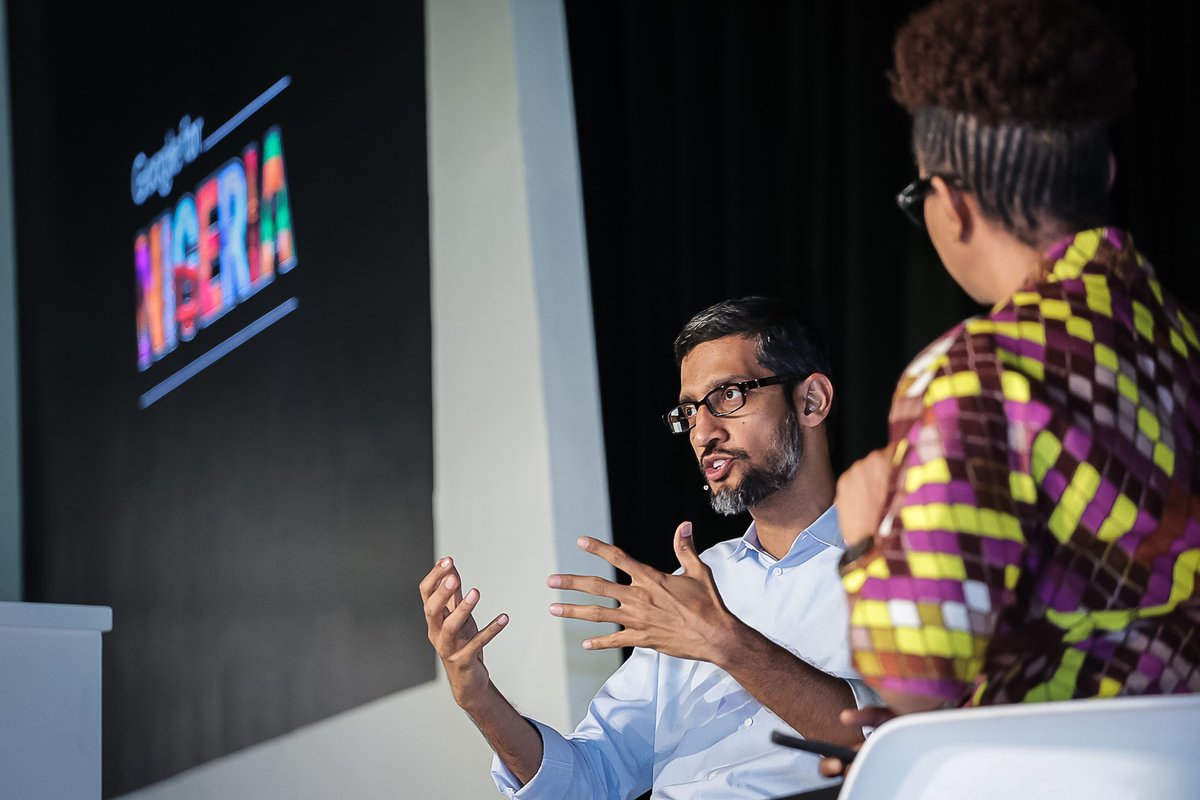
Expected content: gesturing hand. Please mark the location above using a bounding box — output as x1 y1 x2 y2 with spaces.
547 522 743 664
419 557 509 708
835 446 895 547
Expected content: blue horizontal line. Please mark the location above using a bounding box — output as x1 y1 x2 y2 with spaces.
139 297 299 409
203 75 292 151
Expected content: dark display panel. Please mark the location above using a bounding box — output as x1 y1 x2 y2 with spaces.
8 3 434 795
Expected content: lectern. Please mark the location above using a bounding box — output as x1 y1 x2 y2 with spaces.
0 602 112 800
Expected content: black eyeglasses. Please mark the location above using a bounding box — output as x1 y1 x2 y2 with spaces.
896 174 968 229
663 375 805 434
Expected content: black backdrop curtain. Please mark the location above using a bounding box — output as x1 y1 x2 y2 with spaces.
564 0 1200 575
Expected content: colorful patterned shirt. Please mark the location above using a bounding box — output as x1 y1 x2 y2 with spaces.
841 227 1200 706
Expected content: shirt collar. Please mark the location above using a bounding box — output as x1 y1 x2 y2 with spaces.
730 504 844 564
1043 227 1130 281
990 227 1135 315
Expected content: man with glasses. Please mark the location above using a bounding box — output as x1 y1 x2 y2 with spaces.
420 296 873 799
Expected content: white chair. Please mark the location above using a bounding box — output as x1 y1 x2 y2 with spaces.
838 694 1200 800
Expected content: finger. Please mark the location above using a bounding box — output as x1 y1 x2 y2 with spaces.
818 756 846 778
423 572 462 623
448 614 510 663
445 566 465 612
440 587 481 643
839 705 897 729
548 602 623 625
419 557 455 600
581 630 634 651
672 521 704 574
546 573 630 601
577 536 657 582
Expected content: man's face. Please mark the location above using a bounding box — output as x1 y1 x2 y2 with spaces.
678 335 803 515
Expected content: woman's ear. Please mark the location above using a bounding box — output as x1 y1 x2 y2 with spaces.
931 175 973 242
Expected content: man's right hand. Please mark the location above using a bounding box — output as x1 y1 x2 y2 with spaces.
420 557 510 708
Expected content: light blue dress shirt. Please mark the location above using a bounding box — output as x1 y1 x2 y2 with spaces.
491 506 875 799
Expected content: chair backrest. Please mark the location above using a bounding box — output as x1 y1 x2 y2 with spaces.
838 694 1200 800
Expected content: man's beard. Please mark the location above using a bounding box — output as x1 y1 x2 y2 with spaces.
706 407 803 516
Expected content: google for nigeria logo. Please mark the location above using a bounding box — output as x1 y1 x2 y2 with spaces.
132 77 298 408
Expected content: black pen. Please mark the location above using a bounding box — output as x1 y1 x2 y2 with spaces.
770 730 859 764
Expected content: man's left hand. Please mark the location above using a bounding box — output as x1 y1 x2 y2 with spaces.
547 522 744 663
818 706 898 778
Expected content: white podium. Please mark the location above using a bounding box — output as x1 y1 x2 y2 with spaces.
0 601 112 800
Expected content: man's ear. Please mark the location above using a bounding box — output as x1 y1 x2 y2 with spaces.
794 373 834 428
1108 152 1118 190
931 175 973 242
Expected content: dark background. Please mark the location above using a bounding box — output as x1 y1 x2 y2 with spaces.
8 1 432 796
5 0 1199 796
566 0 1200 575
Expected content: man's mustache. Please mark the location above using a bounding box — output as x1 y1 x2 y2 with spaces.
697 446 751 474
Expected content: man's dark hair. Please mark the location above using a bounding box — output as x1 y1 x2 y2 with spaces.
673 296 831 380
891 0 1136 245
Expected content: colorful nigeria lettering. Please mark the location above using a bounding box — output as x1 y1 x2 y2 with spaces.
134 127 296 371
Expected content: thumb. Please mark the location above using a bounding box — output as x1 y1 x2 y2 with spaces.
673 521 703 573
818 756 847 779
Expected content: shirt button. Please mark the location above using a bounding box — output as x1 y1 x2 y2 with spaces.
773 567 784 576
743 717 754 728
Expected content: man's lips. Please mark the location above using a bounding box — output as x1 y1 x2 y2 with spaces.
702 454 737 482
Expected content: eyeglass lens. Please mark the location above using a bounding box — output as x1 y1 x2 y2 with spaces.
666 383 749 433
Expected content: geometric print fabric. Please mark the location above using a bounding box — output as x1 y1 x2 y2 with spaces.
842 228 1200 706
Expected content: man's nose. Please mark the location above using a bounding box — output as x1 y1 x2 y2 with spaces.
690 405 727 448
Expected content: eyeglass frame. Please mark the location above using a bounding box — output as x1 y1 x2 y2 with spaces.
896 173 968 230
662 374 808 434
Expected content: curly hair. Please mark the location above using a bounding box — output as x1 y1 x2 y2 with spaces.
891 0 1135 126
890 0 1136 244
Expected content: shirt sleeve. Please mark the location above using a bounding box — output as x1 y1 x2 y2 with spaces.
841 332 1032 705
845 677 882 711
490 647 659 800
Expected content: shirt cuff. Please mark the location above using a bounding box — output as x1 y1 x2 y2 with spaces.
846 677 882 711
845 678 884 738
490 718 576 799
